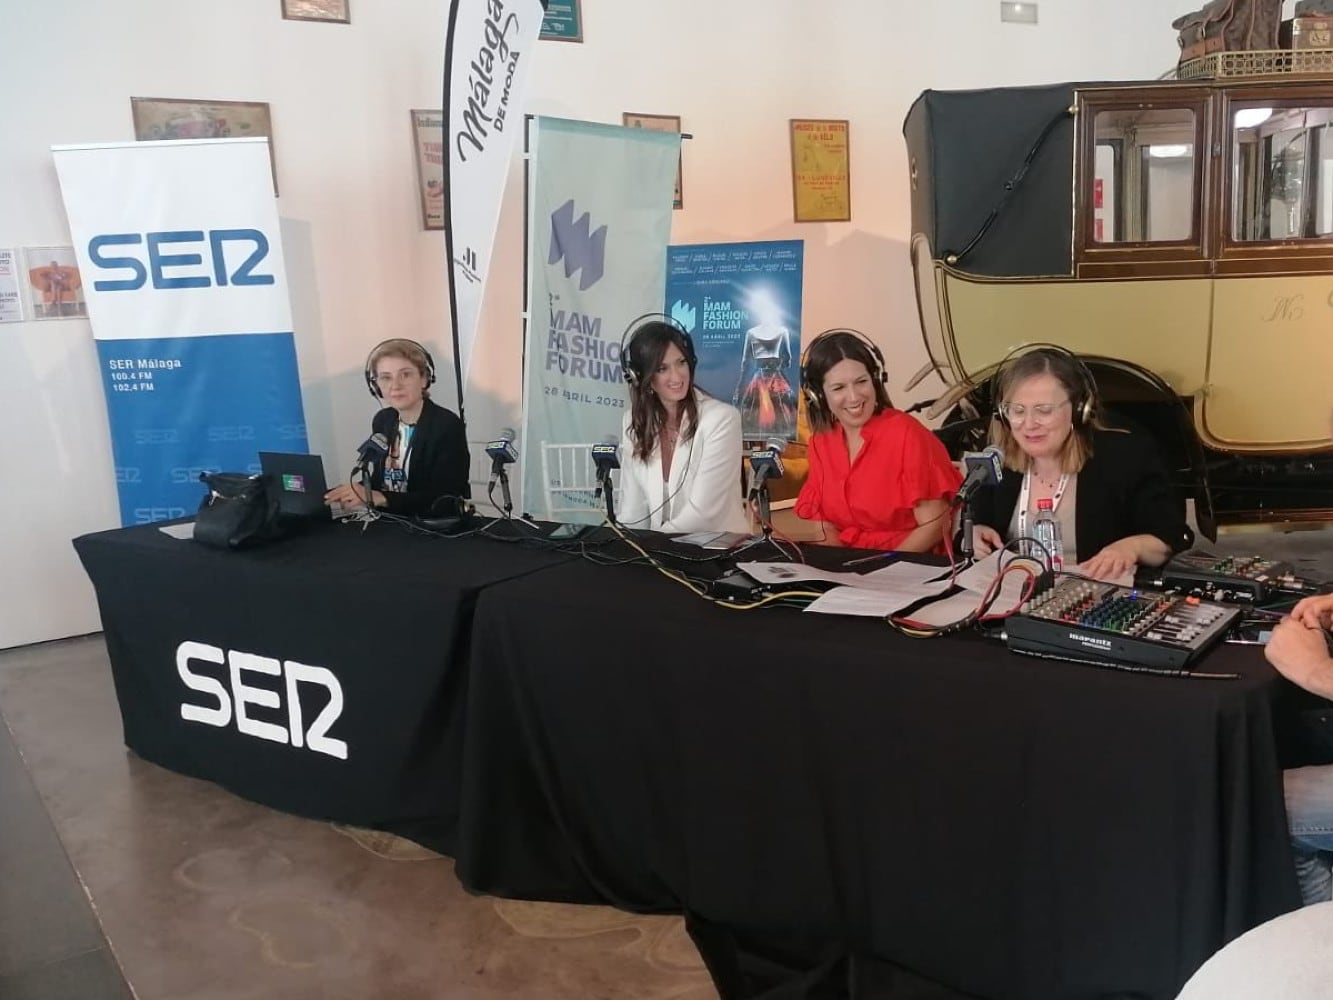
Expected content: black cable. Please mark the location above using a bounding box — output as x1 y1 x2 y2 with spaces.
944 108 1073 267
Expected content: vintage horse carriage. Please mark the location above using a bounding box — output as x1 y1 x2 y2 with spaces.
904 57 1333 531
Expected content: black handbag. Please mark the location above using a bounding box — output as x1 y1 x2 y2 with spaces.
193 471 285 549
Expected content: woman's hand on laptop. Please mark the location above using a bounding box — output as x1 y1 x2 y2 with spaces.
325 482 384 509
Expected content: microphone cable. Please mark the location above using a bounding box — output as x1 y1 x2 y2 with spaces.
605 519 823 611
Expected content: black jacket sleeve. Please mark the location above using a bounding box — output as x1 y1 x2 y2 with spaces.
371 400 471 516
1077 428 1193 558
966 427 1192 561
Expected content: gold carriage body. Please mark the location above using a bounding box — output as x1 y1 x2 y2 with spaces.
904 61 1333 461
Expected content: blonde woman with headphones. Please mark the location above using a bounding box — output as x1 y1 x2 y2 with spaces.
324 338 470 516
794 330 960 552
970 347 1191 580
618 319 749 534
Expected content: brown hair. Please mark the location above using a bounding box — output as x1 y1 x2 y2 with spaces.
802 332 892 432
989 348 1104 473
626 322 701 463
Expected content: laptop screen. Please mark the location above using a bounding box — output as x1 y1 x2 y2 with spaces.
258 452 329 517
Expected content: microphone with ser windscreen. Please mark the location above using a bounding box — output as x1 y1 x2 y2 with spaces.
748 436 788 534
485 427 519 514
591 439 620 523
352 433 389 478
956 444 1004 506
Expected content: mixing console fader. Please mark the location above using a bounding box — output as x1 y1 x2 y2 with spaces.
1005 578 1241 670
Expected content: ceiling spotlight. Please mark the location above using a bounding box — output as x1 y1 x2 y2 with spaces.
1000 2 1038 24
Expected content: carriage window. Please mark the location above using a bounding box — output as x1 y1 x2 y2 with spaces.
1092 108 1196 243
1232 106 1333 241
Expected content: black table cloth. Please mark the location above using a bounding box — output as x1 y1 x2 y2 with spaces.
74 517 569 852
456 555 1302 1000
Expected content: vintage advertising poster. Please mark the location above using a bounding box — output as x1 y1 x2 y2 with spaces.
53 138 307 525
789 119 850 222
0 249 23 322
622 113 683 209
665 240 804 441
411 109 445 230
23 246 86 320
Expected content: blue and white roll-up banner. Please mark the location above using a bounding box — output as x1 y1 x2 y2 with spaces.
53 138 307 526
521 117 678 522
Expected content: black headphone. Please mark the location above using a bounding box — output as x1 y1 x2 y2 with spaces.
619 313 697 387
364 339 437 399
992 343 1097 428
798 328 888 411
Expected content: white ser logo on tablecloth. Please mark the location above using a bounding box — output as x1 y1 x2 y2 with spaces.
176 641 347 760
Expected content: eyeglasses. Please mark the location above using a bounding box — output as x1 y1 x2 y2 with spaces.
998 399 1070 424
374 371 421 387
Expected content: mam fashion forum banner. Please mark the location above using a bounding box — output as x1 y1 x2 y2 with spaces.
444 0 545 397
522 117 679 521
53 138 307 526
666 240 804 441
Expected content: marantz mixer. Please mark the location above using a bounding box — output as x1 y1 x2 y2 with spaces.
1005 578 1241 670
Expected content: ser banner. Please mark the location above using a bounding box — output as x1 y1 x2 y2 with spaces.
666 240 804 441
521 117 678 521
53 138 307 526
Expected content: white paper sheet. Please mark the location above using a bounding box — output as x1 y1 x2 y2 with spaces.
737 559 949 592
804 574 954 617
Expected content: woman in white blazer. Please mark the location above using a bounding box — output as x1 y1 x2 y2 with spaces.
618 321 750 534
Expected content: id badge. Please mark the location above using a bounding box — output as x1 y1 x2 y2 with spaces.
384 468 406 491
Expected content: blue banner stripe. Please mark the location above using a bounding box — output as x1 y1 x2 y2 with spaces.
97 333 309 525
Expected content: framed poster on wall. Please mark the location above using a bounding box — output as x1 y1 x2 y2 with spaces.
789 118 851 222
622 112 683 209
281 0 350 23
540 0 582 41
131 97 278 194
410 109 445 230
23 246 86 320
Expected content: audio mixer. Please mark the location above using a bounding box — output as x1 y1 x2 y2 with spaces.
1005 578 1241 670
1158 551 1315 603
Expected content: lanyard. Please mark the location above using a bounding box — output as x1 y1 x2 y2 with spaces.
387 423 415 485
1015 469 1069 539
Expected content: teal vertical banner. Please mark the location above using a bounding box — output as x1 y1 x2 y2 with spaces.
540 0 582 41
521 117 677 521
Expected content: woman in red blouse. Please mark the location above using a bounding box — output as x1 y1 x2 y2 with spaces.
794 331 961 552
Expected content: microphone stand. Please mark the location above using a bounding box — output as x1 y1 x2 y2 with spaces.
956 493 975 567
358 459 379 522
597 468 617 525
750 478 774 539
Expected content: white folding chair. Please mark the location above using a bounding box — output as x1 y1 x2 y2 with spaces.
540 442 613 523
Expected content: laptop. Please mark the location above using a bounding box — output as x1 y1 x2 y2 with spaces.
258 452 332 518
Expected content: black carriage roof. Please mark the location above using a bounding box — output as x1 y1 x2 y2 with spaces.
903 82 1087 278
903 76 1326 277
902 79 1243 277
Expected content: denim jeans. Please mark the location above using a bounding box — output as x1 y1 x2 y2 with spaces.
1285 764 1333 905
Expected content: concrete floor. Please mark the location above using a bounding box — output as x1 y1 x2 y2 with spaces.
3 525 1333 1000
0 637 716 1000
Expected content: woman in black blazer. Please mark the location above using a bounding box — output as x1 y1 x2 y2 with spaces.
325 338 470 516
970 348 1191 580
